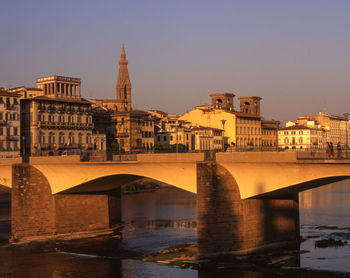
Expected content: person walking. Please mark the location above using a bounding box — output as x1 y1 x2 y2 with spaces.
330 142 335 159
337 142 342 159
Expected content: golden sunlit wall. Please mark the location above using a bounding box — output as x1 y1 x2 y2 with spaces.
179 108 236 145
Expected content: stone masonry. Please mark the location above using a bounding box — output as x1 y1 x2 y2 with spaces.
197 161 300 258
11 164 121 242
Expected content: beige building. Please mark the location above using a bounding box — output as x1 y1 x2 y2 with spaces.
179 93 262 149
297 112 348 146
261 120 279 148
278 124 324 150
8 86 44 99
0 88 21 157
142 117 155 151
21 76 100 156
169 127 193 151
191 126 223 151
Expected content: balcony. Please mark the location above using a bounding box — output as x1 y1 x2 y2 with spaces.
38 106 46 112
0 120 7 126
117 132 129 138
57 107 65 114
4 103 15 110
5 135 19 141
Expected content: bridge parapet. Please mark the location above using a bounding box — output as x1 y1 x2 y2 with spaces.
137 153 205 163
216 152 297 163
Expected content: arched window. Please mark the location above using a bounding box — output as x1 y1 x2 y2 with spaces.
78 133 83 145
86 133 91 144
68 132 74 145
284 138 289 144
48 132 55 145
124 85 127 99
59 132 65 145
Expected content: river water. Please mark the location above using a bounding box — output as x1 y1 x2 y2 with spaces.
1 182 350 277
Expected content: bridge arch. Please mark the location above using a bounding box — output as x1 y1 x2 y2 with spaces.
32 163 198 195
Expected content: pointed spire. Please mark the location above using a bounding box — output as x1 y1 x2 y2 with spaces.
121 43 126 60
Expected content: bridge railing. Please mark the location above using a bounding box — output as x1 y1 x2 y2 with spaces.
296 148 349 160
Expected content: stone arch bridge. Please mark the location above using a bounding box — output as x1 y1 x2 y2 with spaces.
2 152 350 258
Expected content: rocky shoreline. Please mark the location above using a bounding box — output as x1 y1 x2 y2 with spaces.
142 243 350 277
1 232 350 277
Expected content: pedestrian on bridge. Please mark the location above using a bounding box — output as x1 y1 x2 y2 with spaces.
337 142 342 159
330 142 335 159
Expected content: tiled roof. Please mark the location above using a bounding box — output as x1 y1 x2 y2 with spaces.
279 124 322 131
28 96 91 104
235 112 261 119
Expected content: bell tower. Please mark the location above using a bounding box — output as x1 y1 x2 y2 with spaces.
239 96 262 116
116 44 132 111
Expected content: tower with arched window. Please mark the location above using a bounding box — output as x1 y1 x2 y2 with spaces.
116 44 132 111
238 96 262 116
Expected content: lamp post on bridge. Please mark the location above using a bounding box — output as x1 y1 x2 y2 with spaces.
221 120 226 152
343 113 349 159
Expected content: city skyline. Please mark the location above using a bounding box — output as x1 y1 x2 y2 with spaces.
2 0 350 123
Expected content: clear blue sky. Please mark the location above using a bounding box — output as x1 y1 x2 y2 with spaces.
1 0 350 122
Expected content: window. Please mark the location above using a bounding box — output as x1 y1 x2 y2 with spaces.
59 133 65 144
14 127 18 136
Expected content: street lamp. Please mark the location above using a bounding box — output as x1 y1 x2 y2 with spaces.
343 113 349 159
221 120 226 152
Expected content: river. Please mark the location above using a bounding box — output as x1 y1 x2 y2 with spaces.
1 182 350 277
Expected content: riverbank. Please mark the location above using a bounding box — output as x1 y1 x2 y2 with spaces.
142 242 350 277
1 230 350 278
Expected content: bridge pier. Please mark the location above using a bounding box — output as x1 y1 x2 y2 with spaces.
11 164 121 242
197 162 300 258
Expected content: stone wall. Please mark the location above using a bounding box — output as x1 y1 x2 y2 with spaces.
197 161 300 258
137 153 204 163
216 152 297 163
29 155 80 165
11 164 120 242
12 164 56 240
55 194 110 234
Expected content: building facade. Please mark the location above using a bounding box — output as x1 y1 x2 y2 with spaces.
261 120 280 148
20 76 98 156
278 124 324 150
179 93 263 149
191 127 223 151
0 88 21 157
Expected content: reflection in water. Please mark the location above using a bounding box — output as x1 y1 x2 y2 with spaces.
1 182 350 277
299 179 350 272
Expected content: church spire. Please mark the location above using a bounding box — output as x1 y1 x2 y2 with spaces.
116 44 132 111
121 43 126 59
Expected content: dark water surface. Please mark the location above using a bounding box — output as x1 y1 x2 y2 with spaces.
1 183 350 277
